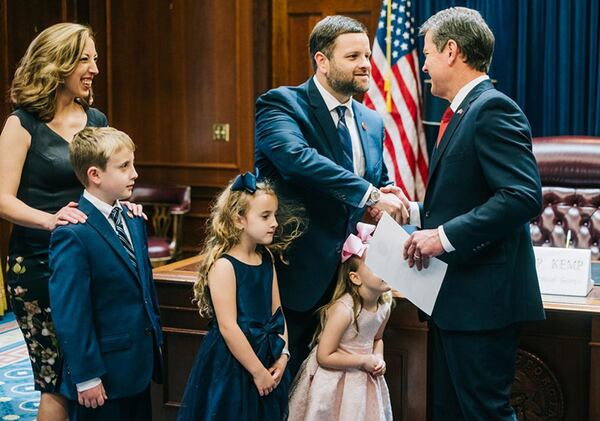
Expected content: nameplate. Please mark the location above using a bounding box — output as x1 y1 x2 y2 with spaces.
534 247 593 297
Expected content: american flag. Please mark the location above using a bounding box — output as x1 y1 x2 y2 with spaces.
364 0 428 200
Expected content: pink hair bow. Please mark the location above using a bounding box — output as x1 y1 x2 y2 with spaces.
341 223 376 262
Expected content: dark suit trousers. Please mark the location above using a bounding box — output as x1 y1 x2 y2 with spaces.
285 277 338 377
285 306 320 377
430 322 520 421
68 386 151 421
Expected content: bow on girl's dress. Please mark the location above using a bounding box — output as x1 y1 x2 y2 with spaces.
248 307 285 364
231 168 260 193
341 222 376 262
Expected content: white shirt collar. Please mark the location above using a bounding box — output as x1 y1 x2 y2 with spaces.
83 190 122 220
449 75 490 111
313 75 355 117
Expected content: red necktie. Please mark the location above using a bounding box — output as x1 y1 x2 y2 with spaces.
436 107 455 145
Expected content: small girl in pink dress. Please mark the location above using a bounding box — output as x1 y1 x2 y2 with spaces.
288 223 394 421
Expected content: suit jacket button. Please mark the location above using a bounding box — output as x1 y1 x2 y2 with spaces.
144 327 152 336
425 211 430 218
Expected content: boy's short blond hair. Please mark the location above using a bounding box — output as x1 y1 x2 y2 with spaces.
70 126 136 186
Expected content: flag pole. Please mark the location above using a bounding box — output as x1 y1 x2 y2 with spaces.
384 0 393 113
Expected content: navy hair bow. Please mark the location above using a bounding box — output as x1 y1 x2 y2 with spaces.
231 168 259 194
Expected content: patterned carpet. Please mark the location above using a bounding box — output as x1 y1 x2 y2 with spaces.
0 312 39 420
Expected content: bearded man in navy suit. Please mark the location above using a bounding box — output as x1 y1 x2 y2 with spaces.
377 7 545 421
255 15 409 375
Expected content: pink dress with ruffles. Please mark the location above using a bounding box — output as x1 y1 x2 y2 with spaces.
288 293 393 421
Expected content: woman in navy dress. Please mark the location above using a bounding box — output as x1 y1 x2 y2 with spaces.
178 172 303 420
0 23 107 421
0 23 143 420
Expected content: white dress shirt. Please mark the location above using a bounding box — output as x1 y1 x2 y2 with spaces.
83 190 133 245
313 76 372 207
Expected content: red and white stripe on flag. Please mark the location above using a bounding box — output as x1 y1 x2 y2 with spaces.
364 0 428 201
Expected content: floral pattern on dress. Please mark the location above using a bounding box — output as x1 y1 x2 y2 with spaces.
7 256 62 392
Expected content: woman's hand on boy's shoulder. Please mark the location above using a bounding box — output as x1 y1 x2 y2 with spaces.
121 201 147 220
49 201 87 230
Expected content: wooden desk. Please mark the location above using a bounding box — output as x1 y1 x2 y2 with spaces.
151 257 600 421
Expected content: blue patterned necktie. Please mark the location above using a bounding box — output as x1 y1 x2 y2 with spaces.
109 207 137 269
335 105 355 172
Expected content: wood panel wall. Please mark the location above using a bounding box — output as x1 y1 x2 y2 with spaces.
271 0 383 87
0 0 272 266
92 0 264 255
0 0 385 268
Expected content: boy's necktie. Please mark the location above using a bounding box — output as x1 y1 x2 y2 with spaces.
436 107 455 145
335 105 355 172
109 207 138 269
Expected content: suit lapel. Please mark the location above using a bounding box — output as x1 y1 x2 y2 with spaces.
79 197 141 281
429 80 495 179
428 107 467 175
307 79 346 166
352 101 372 181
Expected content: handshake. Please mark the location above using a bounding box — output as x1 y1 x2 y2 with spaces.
367 185 411 225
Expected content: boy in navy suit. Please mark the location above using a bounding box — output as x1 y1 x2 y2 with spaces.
49 127 163 421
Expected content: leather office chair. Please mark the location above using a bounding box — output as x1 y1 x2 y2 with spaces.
530 136 600 261
129 184 191 266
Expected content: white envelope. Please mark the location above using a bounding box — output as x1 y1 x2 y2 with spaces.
365 213 447 315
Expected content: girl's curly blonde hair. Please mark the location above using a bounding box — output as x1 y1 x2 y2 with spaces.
193 178 305 317
10 22 94 122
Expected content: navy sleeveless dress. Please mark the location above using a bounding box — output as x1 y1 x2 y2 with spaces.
177 252 290 421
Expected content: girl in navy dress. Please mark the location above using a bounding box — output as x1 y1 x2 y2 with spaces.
178 171 303 421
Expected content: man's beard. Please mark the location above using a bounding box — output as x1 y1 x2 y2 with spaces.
326 64 369 98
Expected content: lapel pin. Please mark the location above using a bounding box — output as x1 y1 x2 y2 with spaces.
361 122 367 131
456 109 463 115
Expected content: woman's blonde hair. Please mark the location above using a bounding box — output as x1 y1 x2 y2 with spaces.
311 255 394 346
193 179 304 317
10 22 94 122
